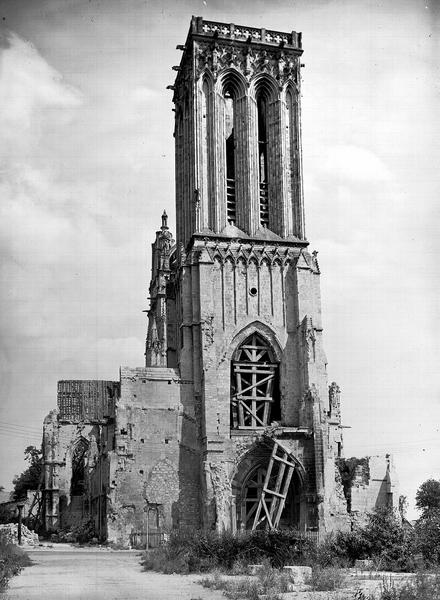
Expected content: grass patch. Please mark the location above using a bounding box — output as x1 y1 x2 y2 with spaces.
0 534 31 591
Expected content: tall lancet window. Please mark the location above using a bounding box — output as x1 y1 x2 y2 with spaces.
257 94 269 227
224 87 236 225
285 88 295 217
201 79 210 219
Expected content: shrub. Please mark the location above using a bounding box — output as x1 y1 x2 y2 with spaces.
255 559 291 594
0 534 31 591
308 565 346 591
308 508 416 571
302 532 358 567
334 529 372 563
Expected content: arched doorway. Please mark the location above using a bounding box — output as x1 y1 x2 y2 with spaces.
233 441 303 531
240 462 302 531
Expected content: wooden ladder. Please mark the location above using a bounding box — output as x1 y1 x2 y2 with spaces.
252 439 295 530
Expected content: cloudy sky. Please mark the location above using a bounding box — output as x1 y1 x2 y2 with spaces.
0 0 438 518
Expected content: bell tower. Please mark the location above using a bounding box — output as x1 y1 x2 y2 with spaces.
172 16 305 247
145 17 349 534
41 16 399 545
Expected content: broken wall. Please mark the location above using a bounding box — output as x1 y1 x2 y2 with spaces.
43 380 118 534
338 454 399 524
107 366 201 546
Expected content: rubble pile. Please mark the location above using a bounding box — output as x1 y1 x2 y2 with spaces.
0 523 39 546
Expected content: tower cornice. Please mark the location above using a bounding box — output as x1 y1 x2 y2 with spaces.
188 16 303 50
173 16 303 102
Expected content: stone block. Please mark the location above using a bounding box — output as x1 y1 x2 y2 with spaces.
354 559 374 570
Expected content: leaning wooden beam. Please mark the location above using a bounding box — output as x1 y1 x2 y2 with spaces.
252 448 276 529
251 439 296 530
274 463 294 527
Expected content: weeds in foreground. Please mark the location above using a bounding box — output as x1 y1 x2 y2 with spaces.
308 565 346 591
378 571 440 600
352 571 440 600
0 534 31 591
200 561 290 600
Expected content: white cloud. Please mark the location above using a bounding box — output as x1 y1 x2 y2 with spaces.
0 31 82 156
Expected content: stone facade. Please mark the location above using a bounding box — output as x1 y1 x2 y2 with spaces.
42 17 398 544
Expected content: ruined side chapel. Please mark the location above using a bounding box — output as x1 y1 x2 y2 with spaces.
43 17 398 545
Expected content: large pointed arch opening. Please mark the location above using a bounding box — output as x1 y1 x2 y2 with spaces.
231 332 280 429
232 440 304 532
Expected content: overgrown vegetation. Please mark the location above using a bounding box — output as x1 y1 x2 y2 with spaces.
0 533 31 591
142 478 440 600
140 507 422 577
297 507 416 572
200 561 291 600
142 528 310 574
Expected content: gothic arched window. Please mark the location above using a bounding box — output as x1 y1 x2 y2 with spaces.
231 333 280 429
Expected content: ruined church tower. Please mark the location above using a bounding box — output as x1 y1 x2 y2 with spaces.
42 17 398 544
144 17 348 534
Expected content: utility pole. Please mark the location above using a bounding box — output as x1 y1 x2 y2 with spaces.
17 503 24 545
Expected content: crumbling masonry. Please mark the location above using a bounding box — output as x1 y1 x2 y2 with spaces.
42 17 398 545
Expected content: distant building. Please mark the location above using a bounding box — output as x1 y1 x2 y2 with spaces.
42 17 398 545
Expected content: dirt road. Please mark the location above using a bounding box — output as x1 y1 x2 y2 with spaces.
1 549 225 600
